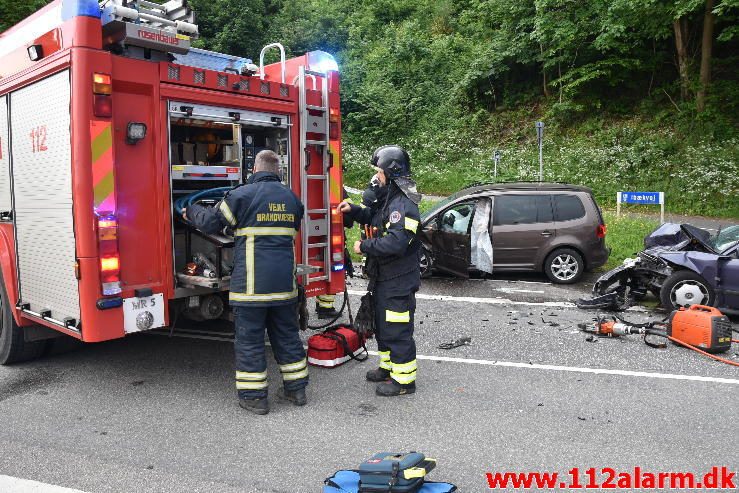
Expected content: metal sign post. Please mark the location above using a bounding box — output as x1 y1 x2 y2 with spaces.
535 121 544 182
493 150 501 180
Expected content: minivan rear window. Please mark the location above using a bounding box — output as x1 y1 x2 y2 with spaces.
553 194 586 221
494 195 553 225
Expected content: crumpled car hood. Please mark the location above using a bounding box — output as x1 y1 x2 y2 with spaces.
644 223 686 249
653 250 720 279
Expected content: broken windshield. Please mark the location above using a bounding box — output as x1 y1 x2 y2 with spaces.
711 225 739 252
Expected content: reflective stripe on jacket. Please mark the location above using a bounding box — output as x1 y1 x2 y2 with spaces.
349 181 421 282
187 172 305 306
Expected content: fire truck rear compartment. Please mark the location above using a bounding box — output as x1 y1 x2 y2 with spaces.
168 107 289 310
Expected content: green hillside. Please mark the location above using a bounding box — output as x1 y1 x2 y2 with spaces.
2 0 737 216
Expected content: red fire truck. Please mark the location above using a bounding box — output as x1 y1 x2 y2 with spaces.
0 0 346 363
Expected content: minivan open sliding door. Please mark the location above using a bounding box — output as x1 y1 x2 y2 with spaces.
430 201 476 278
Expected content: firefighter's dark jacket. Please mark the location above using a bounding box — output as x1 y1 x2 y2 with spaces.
347 182 421 282
186 172 304 307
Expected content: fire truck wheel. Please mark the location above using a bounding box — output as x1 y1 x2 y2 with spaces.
0 271 46 365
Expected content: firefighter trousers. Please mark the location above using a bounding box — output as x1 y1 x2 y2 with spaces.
373 272 419 385
233 304 308 399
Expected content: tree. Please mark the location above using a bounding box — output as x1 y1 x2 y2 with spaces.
0 0 52 32
673 17 691 100
696 0 715 112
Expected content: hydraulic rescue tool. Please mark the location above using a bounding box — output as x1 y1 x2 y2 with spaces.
579 305 738 367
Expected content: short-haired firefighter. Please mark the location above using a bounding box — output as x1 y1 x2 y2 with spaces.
184 150 307 414
337 145 422 396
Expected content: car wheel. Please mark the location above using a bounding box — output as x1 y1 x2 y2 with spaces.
544 248 584 284
660 270 715 311
0 270 46 365
419 247 433 279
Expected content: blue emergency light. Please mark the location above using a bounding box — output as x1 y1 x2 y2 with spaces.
62 0 101 21
307 51 339 74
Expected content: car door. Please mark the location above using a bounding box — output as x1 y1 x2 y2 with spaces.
717 235 739 309
491 194 555 270
430 201 476 277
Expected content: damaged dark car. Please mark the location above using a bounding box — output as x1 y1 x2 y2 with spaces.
589 223 739 313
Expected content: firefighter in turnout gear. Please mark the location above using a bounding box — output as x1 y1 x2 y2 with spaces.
184 150 307 414
338 145 422 396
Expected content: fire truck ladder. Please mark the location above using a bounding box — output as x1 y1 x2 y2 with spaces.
298 66 332 285
99 0 198 54
100 0 197 28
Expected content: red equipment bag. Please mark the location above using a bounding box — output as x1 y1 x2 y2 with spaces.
308 326 368 368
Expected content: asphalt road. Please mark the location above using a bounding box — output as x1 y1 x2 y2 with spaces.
1 274 737 492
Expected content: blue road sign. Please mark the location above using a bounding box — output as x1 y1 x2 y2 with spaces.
619 192 664 205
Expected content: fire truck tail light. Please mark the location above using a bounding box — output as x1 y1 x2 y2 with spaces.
98 218 116 229
93 73 112 94
100 256 120 273
94 95 112 117
330 230 344 272
329 122 339 140
97 215 121 295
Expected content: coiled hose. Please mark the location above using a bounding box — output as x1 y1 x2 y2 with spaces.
174 187 232 221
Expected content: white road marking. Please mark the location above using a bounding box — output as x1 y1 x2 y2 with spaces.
366 351 739 385
348 289 651 311
494 288 545 294
0 476 88 493
149 331 739 386
508 280 553 285
348 289 575 308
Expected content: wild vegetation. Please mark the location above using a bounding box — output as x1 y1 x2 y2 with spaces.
2 0 737 216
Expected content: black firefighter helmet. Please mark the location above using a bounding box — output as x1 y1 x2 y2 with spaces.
371 145 411 179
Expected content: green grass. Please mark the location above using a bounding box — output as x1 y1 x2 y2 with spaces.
601 211 659 270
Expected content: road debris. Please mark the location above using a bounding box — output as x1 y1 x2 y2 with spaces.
438 337 472 350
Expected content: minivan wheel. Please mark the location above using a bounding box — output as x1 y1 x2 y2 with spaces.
419 247 432 279
660 270 714 311
0 270 46 365
544 248 584 284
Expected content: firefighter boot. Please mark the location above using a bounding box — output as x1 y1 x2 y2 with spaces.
239 397 269 415
366 367 391 382
285 388 307 406
315 304 339 320
376 379 416 397
316 295 339 319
